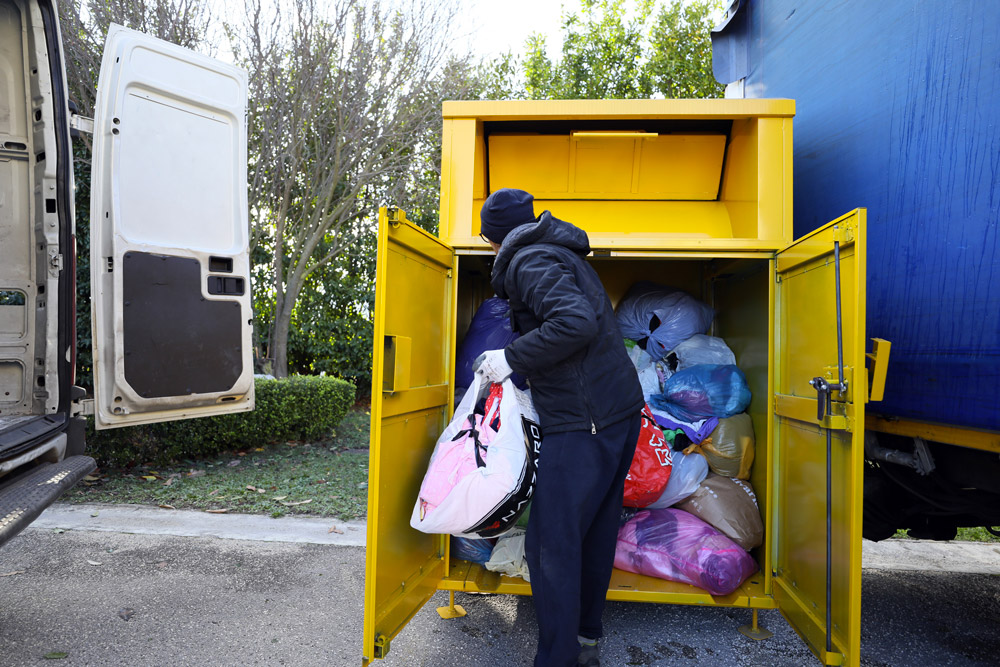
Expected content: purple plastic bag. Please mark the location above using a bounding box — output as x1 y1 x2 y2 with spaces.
614 508 758 595
455 297 526 393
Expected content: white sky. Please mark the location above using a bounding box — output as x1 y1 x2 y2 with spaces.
456 0 567 61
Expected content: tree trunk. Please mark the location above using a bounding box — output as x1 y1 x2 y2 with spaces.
269 269 307 378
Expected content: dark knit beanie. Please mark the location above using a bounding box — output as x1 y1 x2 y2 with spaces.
480 188 537 243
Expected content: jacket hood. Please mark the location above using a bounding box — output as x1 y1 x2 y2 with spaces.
491 211 591 287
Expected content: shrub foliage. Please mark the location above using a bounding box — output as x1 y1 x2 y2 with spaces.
86 376 356 467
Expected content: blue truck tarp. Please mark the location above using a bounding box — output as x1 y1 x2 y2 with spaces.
712 0 1000 432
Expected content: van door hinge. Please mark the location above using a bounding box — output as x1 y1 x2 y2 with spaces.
71 398 94 417
70 114 94 135
49 252 64 271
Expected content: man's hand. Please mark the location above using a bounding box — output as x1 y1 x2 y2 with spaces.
473 350 513 384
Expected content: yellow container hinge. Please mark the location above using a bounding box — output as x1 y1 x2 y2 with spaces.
385 206 404 227
373 635 390 659
866 338 891 402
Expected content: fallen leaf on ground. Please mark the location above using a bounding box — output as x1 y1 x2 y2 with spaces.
52 528 65 534
208 489 220 496
227 460 241 467
141 475 157 481
90 511 99 518
328 525 343 534
279 499 313 507
254 447 265 452
86 560 102 566
205 509 229 514
272 496 287 501
357 482 368 489
158 504 176 510
82 475 100 482
163 478 174 487
237 451 247 457
117 608 135 622
246 485 258 492
0 570 26 577
186 469 206 478
43 652 68 660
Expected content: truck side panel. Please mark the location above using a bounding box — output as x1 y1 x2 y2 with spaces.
713 0 1000 431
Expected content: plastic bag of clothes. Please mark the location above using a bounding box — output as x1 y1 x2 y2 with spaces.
683 413 755 479
625 340 662 400
650 364 751 422
667 335 736 370
450 536 497 566
648 409 717 446
411 374 541 538
485 529 531 581
676 474 763 550
646 451 709 509
454 297 526 395
614 508 758 595
623 405 674 507
615 282 714 362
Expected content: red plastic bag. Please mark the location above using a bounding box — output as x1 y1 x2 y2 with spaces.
623 404 674 507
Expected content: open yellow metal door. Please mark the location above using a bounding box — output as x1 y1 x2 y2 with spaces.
362 208 455 664
772 210 866 666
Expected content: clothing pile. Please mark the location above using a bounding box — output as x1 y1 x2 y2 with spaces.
613 283 762 594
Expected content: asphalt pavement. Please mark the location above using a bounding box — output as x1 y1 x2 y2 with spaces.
0 505 998 666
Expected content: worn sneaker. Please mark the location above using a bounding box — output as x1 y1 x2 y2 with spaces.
578 639 600 666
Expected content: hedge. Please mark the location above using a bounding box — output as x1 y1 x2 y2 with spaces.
86 376 356 467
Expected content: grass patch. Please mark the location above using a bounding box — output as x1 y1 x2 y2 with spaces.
892 527 1000 543
66 406 372 520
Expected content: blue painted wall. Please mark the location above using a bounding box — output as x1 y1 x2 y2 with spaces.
713 0 1000 431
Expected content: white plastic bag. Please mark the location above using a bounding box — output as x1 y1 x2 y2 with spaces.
645 451 709 509
410 374 541 538
669 335 736 370
485 529 531 581
626 341 662 401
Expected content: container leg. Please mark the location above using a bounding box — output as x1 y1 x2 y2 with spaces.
436 591 467 619
738 609 773 641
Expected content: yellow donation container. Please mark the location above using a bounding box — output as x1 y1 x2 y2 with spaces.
364 99 875 667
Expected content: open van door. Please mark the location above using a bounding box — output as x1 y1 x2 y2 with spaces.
362 207 455 664
772 209 866 666
90 25 253 429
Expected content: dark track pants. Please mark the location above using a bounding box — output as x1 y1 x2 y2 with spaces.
525 413 641 667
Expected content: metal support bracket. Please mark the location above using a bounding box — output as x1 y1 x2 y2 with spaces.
436 591 467 619
865 338 891 402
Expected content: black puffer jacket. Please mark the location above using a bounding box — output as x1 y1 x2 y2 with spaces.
491 212 644 435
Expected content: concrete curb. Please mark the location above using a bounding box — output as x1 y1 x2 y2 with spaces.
28 504 1000 575
861 537 1000 574
29 503 366 547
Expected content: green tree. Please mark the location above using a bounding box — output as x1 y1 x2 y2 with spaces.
647 1 725 98
489 0 724 101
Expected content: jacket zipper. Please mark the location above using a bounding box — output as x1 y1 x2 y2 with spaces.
574 362 597 434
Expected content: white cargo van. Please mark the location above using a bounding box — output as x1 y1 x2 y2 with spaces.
0 0 253 547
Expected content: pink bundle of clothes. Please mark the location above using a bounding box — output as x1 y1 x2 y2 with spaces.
615 507 757 596
417 384 502 517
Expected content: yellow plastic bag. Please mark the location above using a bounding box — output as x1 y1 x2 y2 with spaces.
682 413 754 479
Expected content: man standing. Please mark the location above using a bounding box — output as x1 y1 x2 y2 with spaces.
474 188 644 667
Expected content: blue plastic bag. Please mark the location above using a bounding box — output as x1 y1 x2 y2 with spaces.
650 365 751 422
455 298 526 393
615 282 714 361
451 536 497 565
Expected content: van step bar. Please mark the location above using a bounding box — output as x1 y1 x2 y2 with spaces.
0 456 96 549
